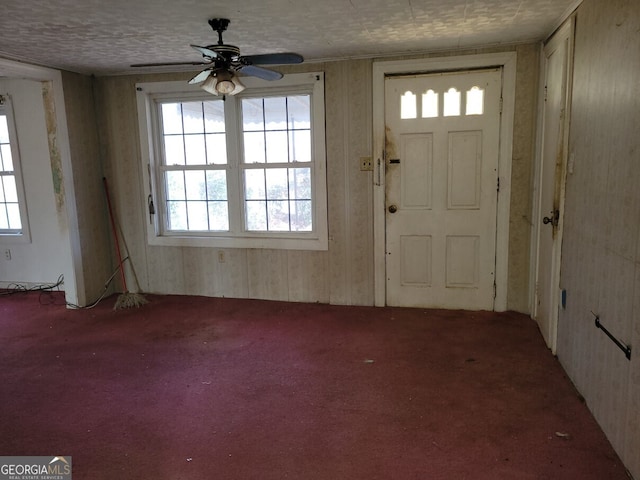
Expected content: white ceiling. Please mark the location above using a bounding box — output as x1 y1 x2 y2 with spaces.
0 0 579 76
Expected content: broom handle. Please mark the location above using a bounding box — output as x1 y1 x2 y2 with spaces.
103 177 128 292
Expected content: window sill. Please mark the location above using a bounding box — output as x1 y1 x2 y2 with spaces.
147 232 328 251
0 232 31 245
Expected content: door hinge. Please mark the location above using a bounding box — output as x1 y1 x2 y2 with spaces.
544 85 548 102
497 177 500 192
493 281 497 299
499 96 503 113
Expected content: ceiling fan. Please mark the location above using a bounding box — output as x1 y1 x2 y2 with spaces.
132 18 304 96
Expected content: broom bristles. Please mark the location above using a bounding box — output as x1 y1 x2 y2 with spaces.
114 292 148 310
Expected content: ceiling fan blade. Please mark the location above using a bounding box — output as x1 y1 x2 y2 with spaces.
191 44 219 59
242 53 303 65
188 69 213 85
239 65 283 81
131 60 212 67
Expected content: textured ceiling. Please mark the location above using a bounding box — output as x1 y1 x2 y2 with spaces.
0 0 579 76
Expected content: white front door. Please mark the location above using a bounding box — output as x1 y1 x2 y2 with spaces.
534 21 573 352
384 69 502 310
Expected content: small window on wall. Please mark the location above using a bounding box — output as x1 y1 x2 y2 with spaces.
399 85 486 119
0 95 30 242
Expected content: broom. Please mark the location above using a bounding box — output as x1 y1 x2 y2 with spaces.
103 177 148 309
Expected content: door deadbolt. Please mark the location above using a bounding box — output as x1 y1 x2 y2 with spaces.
388 205 398 213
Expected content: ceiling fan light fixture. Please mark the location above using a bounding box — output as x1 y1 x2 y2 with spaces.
200 74 219 95
229 75 246 94
200 70 245 96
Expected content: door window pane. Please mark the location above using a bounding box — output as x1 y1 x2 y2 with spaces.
466 87 484 115
401 91 417 119
444 88 461 116
421 90 439 118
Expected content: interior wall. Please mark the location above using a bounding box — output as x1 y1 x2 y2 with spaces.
557 0 640 477
60 71 113 304
96 44 537 309
0 78 69 287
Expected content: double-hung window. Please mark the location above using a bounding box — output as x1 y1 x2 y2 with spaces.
0 94 29 242
137 72 327 250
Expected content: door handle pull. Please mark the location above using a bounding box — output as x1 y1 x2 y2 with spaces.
542 209 559 227
388 205 398 213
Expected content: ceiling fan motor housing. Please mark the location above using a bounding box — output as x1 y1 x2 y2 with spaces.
207 44 241 61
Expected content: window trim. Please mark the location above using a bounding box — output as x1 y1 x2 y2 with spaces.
0 94 31 244
136 72 327 251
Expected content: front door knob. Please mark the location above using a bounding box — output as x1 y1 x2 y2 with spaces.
388 204 398 213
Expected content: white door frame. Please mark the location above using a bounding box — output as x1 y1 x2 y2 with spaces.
372 52 517 310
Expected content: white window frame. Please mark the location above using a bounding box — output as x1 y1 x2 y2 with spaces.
0 94 31 244
136 72 327 250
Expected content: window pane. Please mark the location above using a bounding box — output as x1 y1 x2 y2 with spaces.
245 200 267 230
466 86 484 115
7 203 22 230
184 170 206 200
206 170 228 201
242 98 265 131
184 134 206 165
0 205 7 229
290 200 312 231
181 102 204 134
0 116 9 143
401 91 417 119
264 97 287 129
166 171 186 200
203 101 225 133
444 88 461 116
161 104 183 134
288 96 310 129
0 178 4 201
243 132 266 163
1 144 14 171
289 130 311 163
167 201 187 230
244 169 265 200
267 200 290 231
205 133 227 164
2 176 18 202
164 135 185 165
422 90 438 118
7 203 22 229
208 201 229 231
266 131 288 163
241 91 296 232
187 201 208 230
266 168 288 200
289 168 311 199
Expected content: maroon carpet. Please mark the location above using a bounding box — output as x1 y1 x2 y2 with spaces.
0 292 628 479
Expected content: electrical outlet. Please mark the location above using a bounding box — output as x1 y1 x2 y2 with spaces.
4 249 11 261
218 250 226 263
360 156 373 171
